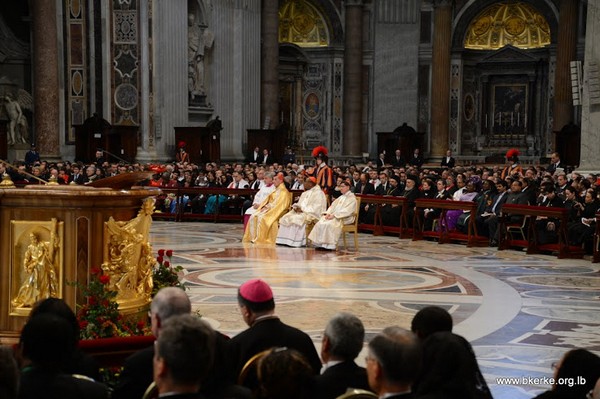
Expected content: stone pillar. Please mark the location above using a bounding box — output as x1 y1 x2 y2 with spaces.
430 0 452 160
31 0 60 157
578 0 600 173
295 77 303 143
343 0 364 156
261 0 279 129
552 0 579 138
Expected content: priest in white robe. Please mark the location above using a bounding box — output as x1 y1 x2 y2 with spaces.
276 177 328 247
308 180 357 250
243 172 276 230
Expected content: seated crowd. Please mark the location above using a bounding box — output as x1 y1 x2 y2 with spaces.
4 282 600 399
2 148 600 252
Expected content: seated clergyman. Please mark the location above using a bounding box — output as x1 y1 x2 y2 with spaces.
308 180 357 250
276 177 327 247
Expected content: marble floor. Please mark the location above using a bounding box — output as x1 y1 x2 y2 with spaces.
150 221 600 399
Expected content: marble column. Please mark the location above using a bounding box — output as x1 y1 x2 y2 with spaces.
343 0 364 156
261 0 279 129
578 0 600 173
552 0 579 137
32 0 60 157
430 0 452 160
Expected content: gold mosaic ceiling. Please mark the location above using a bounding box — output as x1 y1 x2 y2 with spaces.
279 0 330 47
464 2 551 50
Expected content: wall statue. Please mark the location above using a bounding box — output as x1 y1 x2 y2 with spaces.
188 12 214 104
1 89 32 146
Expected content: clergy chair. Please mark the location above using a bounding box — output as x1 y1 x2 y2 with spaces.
339 197 361 250
335 388 378 399
237 348 271 386
142 381 158 399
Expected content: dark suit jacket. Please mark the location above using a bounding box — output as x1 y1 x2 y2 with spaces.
227 317 322 378
409 154 424 167
354 182 375 195
18 367 110 399
392 156 406 167
112 345 154 399
440 156 455 169
314 361 370 399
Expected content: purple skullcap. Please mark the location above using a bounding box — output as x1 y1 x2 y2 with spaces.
239 279 273 302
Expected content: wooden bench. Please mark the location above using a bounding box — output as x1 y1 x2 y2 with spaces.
356 194 410 238
78 335 155 368
498 204 584 259
152 187 304 223
413 198 488 247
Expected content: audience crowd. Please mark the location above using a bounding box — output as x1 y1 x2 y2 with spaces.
3 283 600 399
2 148 599 252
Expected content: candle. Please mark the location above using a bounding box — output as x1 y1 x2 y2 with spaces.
517 113 520 126
511 112 514 126
485 114 488 128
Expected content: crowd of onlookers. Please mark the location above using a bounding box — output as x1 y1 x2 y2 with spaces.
3 146 599 253
3 283 600 399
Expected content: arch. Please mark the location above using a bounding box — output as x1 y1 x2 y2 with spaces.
452 0 558 50
279 0 331 47
278 0 343 47
464 2 551 50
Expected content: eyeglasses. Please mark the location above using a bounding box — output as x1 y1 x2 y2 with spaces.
551 362 558 370
364 355 376 363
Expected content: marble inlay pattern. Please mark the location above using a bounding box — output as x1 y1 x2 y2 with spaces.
150 221 600 399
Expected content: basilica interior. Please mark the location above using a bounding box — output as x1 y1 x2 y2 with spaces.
0 0 598 170
0 1 600 398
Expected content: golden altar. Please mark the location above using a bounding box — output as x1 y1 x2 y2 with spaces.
0 178 159 342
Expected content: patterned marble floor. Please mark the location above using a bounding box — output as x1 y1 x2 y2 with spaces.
150 221 600 399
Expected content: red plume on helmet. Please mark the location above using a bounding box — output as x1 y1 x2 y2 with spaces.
506 148 520 159
178 141 186 149
312 146 328 158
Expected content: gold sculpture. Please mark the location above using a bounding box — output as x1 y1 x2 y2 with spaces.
11 218 62 312
101 198 156 313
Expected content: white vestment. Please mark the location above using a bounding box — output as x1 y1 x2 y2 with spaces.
308 191 357 249
276 185 328 247
245 184 276 216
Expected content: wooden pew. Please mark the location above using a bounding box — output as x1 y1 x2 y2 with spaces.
356 194 410 238
594 212 600 263
413 198 488 247
498 204 584 259
153 187 303 223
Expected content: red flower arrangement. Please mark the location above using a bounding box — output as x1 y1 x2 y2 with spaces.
152 249 186 296
74 267 150 339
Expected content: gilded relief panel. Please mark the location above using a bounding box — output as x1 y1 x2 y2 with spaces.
10 219 64 316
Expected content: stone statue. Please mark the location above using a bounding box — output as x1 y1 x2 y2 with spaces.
188 13 214 102
3 94 28 145
101 198 156 303
12 220 60 308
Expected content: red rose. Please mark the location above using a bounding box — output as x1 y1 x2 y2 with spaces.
90 266 101 275
79 320 89 329
158 249 165 257
157 256 164 264
137 320 146 330
166 250 173 257
99 275 110 285
164 261 170 268
89 297 97 306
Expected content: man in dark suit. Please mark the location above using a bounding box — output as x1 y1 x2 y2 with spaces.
487 180 528 246
376 153 386 170
366 326 421 398
440 150 455 169
314 313 371 399
546 152 563 175
152 314 215 399
409 148 423 168
248 146 261 163
17 314 109 399
227 279 322 385
392 149 406 168
112 288 192 399
68 164 86 185
260 148 274 165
